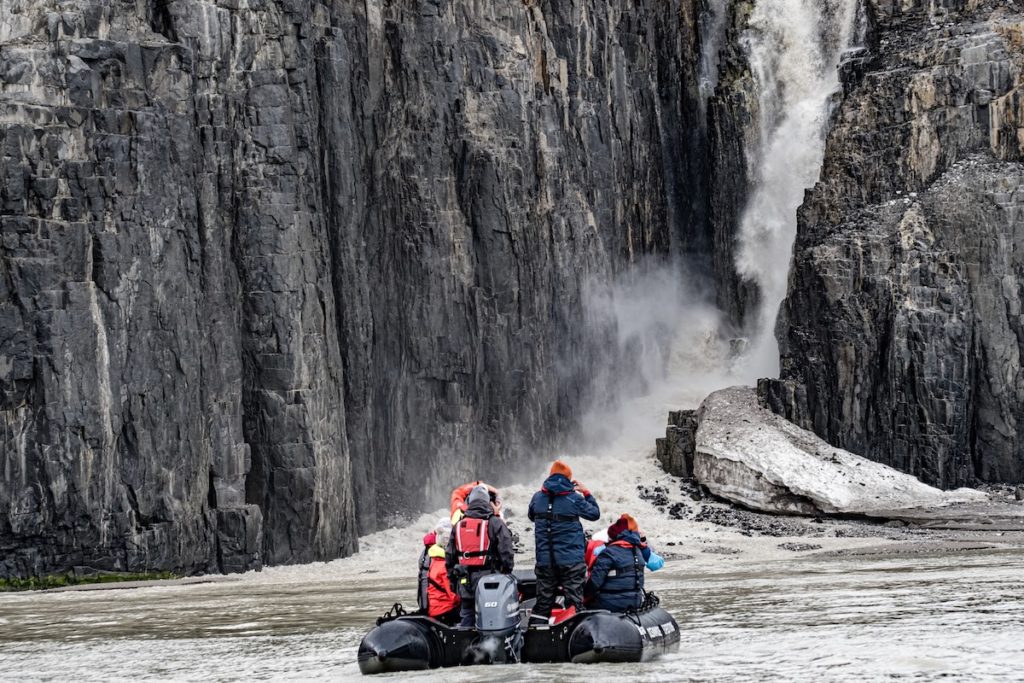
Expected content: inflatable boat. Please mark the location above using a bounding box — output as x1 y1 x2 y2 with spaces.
358 571 679 674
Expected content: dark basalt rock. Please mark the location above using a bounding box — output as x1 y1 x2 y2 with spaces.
0 1 708 578
656 409 698 478
767 0 1024 488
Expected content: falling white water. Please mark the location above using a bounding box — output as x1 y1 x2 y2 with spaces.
734 0 859 376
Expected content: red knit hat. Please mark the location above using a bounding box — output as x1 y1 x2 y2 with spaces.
607 515 630 540
549 459 573 479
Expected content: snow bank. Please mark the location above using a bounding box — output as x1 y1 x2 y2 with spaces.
694 387 987 515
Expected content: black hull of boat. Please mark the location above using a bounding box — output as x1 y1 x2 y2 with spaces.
357 607 680 674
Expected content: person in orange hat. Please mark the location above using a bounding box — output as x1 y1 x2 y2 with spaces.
584 513 647 612
586 513 665 576
527 459 600 626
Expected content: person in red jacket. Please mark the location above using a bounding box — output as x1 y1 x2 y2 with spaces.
449 481 502 523
425 524 460 625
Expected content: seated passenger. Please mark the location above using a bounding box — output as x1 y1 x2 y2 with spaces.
584 514 649 613
417 517 450 612
446 485 515 627
587 519 665 573
425 522 461 625
417 530 435 612
449 481 502 524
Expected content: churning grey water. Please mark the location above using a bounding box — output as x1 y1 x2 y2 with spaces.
2 547 1022 681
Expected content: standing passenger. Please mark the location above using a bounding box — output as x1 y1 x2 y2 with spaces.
527 460 600 626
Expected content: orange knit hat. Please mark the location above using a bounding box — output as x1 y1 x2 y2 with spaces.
623 513 638 532
549 459 572 479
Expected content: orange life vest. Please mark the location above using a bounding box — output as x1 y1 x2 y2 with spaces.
454 516 491 567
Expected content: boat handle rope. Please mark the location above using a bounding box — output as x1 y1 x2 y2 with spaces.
376 602 409 625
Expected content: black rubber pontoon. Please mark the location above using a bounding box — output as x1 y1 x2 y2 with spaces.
358 572 679 674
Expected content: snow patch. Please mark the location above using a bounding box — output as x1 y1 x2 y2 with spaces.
694 387 987 515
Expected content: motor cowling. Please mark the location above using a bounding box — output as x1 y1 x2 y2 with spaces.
474 573 521 634
464 573 523 665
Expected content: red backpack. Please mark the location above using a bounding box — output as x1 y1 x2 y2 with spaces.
455 517 491 567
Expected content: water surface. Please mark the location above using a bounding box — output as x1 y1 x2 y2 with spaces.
2 547 1021 681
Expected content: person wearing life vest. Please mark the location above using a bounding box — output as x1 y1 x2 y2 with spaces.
417 530 435 612
527 459 600 626
449 481 502 524
445 485 515 627
586 520 665 574
424 522 461 625
585 514 648 613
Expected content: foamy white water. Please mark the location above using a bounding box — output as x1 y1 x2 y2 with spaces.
734 0 858 374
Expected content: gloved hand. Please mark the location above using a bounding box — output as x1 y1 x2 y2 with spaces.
572 480 591 497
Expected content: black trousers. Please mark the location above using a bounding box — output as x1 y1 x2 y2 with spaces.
533 563 587 617
435 605 461 627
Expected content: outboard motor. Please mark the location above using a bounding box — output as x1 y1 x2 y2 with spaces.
463 573 523 664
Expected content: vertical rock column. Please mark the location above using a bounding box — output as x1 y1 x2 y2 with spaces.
165 2 356 563
0 4 262 575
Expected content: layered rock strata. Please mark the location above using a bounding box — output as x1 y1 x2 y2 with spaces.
0 1 706 577
766 1 1024 488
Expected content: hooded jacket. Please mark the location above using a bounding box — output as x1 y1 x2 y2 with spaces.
445 494 515 581
585 529 645 612
527 473 601 567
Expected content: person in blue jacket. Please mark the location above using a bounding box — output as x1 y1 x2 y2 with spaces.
588 524 665 572
585 514 647 613
527 459 600 625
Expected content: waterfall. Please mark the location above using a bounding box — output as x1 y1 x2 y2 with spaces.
733 0 859 376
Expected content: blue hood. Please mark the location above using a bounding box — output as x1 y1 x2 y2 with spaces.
541 473 575 494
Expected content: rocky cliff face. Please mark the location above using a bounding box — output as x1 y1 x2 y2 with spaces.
764 0 1024 488
0 1 706 578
